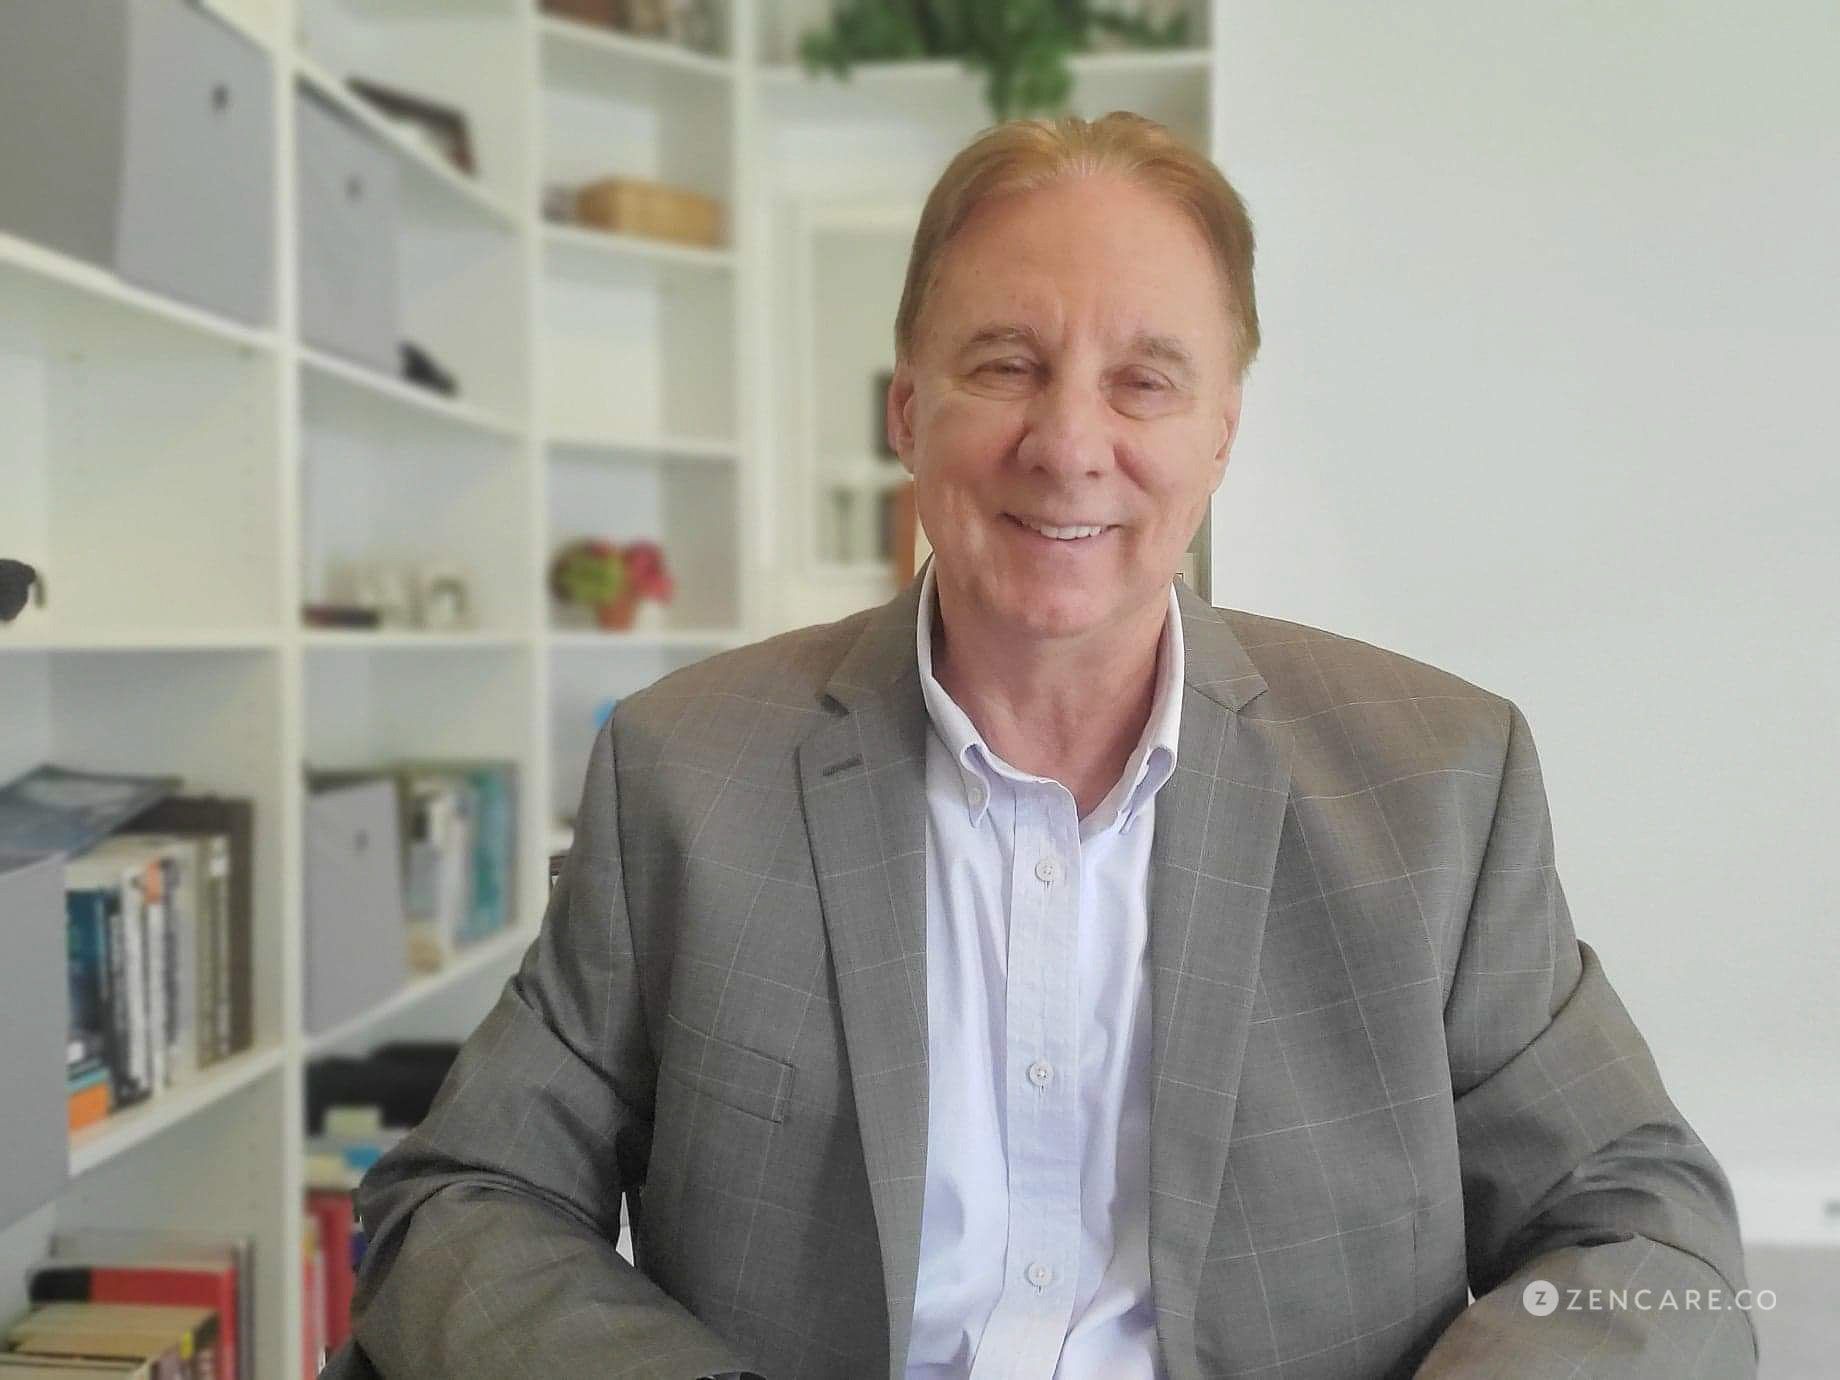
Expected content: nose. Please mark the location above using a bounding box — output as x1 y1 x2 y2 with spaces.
1015 374 1113 481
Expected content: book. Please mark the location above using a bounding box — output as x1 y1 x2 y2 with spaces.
5 1302 216 1380
123 799 253 1060
66 847 150 1109
49 1232 252 1380
300 1215 324 1380
304 1192 357 1353
29 1256 241 1380
0 1358 157 1377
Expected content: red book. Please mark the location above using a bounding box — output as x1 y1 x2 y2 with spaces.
305 1191 356 1353
28 1261 237 1380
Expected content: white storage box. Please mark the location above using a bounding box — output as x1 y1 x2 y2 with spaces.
0 0 276 326
0 852 69 1229
296 89 403 373
304 780 411 1036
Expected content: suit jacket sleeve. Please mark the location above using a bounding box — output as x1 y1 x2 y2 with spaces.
323 719 758 1380
1417 700 1758 1377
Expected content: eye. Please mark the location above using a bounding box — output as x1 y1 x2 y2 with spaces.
1120 371 1170 393
980 358 1034 377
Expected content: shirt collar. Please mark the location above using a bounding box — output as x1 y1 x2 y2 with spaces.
915 561 1184 834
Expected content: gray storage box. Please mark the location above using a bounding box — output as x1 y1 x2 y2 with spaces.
0 852 69 1229
304 780 411 1036
297 90 402 373
0 0 276 326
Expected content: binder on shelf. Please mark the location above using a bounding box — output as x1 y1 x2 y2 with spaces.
0 851 68 1232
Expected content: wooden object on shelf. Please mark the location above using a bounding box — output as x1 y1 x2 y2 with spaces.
541 0 626 29
575 177 722 248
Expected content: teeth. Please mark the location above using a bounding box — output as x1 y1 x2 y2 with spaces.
1019 518 1106 540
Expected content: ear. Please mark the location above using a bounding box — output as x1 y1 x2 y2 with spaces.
1209 378 1244 491
886 363 919 475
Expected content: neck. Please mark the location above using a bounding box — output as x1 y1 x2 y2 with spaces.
932 581 1166 816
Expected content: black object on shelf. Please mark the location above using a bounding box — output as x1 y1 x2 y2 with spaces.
0 559 39 621
400 340 458 397
306 1042 462 1136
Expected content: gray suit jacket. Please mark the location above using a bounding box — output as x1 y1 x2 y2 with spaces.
324 575 1755 1379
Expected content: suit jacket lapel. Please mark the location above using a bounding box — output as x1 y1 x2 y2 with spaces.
1146 586 1294 1380
797 573 932 1380
796 576 1294 1380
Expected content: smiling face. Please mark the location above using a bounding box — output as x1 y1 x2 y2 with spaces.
887 172 1244 652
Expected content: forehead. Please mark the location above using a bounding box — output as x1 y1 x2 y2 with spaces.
924 174 1228 352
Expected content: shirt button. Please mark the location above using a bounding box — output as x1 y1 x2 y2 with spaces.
1026 1261 1053 1288
1027 1059 1053 1087
1034 856 1062 884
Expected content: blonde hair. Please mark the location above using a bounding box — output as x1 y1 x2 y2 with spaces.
894 111 1260 376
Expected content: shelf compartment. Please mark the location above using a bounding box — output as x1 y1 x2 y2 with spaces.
300 346 526 442
540 30 733 213
298 401 534 635
0 273 283 640
540 254 735 442
0 650 289 1064
546 447 740 635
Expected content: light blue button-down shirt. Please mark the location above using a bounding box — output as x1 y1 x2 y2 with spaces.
904 563 1184 1380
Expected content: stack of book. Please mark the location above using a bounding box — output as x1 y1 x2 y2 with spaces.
6 1228 249 1380
63 802 255 1133
0 767 254 1138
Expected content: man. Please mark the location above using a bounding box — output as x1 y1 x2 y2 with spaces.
323 114 1754 1379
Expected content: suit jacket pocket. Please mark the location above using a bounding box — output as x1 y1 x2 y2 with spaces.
659 1011 795 1124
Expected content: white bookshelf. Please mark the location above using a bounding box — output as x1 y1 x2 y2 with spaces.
0 2 1223 1374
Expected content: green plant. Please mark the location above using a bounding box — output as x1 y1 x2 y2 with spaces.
798 0 1190 122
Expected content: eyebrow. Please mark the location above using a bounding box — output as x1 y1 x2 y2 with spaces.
955 322 1199 381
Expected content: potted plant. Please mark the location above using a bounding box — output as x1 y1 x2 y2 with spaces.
798 0 1191 121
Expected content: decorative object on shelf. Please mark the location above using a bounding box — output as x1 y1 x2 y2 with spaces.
670 0 723 53
302 603 382 630
541 182 577 224
541 0 626 28
549 538 676 630
326 559 473 630
575 176 724 248
798 0 1192 120
346 77 475 177
415 565 473 631
0 557 39 621
400 339 459 397
873 369 898 460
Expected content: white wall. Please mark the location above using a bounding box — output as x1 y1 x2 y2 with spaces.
1210 0 1839 1232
